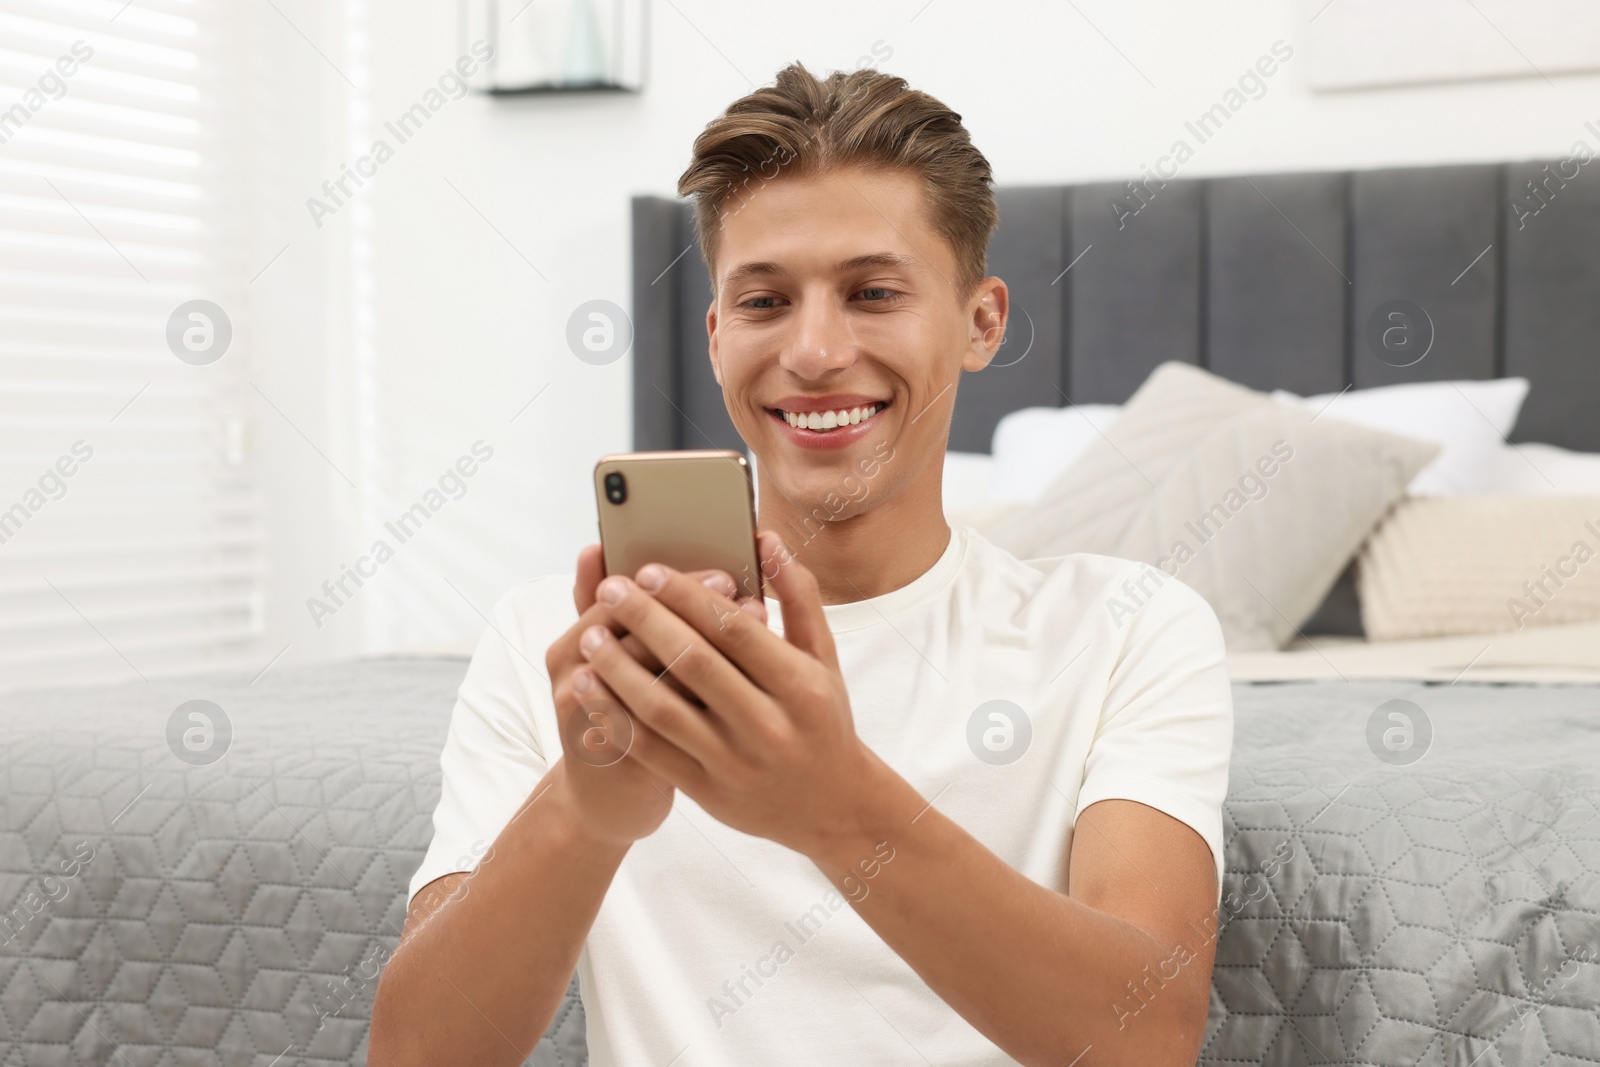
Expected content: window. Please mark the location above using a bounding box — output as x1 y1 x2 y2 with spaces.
0 0 260 691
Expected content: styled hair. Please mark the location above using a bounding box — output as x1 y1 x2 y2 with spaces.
676 62 998 299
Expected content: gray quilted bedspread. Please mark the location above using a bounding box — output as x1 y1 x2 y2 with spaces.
1 657 1597 1066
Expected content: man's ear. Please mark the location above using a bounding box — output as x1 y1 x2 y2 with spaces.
963 277 1009 373
706 300 723 386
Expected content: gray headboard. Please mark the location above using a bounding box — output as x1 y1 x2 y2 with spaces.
632 160 1600 455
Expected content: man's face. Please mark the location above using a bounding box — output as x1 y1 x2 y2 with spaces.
707 165 1004 523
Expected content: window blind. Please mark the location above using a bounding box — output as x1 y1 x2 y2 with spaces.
0 0 261 691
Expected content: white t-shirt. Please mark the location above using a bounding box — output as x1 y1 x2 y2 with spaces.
410 526 1233 1066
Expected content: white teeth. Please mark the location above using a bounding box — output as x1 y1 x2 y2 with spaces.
780 404 882 432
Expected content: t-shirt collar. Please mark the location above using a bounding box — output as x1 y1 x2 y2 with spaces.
764 526 967 634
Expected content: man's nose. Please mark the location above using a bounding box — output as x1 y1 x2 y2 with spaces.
780 294 857 379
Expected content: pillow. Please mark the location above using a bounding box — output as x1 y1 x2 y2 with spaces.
942 451 996 516
989 404 1120 505
1479 441 1600 496
987 362 1439 652
948 500 1027 535
1359 497 1600 641
1272 378 1528 496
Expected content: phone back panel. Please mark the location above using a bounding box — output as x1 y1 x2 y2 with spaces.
594 450 761 599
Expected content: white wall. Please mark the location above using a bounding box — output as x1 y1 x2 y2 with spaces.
253 0 1600 663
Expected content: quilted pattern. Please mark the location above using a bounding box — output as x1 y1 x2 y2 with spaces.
1208 681 1600 1066
0 657 585 1067
2 661 1597 1066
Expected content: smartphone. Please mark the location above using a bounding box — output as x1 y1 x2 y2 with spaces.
594 450 762 600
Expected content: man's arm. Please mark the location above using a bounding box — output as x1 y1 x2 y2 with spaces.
371 549 750 1066
369 761 631 1067
806 771 1218 1067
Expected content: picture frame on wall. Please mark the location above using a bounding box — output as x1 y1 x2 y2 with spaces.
460 0 647 94
1302 0 1600 90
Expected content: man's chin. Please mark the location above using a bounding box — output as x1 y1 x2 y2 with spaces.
751 433 901 523
759 469 877 521
788 493 874 531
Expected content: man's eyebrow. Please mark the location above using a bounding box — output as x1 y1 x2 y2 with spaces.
720 251 918 291
834 251 918 275
721 260 784 289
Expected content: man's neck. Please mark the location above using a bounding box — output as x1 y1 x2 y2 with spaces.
758 489 952 605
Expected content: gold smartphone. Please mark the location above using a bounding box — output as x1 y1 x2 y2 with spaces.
594 450 762 600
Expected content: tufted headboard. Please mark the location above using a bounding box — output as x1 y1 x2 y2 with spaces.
631 161 1600 455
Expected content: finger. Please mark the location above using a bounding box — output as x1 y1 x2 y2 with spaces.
580 555 730 616
685 569 736 599
758 531 838 671
553 663 647 771
687 569 766 626
558 568 743 692
546 593 642 687
601 568 783 730
553 655 627 764
603 566 799 716
578 621 739 773
623 715 709 796
574 544 605 614
619 633 700 704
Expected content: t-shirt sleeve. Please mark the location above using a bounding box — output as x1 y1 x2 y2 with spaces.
1073 564 1234 896
407 579 559 906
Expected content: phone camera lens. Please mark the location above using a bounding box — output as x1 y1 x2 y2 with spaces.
603 471 627 504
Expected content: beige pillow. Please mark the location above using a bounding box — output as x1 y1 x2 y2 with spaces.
1359 497 1600 640
987 362 1438 651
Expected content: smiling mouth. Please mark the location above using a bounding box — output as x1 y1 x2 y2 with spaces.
769 402 888 432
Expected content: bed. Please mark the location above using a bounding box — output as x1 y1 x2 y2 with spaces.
2 659 1596 1066
3 160 1599 1066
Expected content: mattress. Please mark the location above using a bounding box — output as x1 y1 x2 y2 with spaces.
1229 619 1600 684
1 658 1596 1066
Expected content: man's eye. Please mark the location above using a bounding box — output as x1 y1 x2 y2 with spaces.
857 287 898 302
743 296 778 310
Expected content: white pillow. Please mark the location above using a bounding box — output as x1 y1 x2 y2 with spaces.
988 362 1439 652
942 451 996 516
1272 378 1528 496
1479 442 1600 495
989 404 1120 505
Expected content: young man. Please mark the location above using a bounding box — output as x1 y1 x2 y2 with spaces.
371 63 1232 1067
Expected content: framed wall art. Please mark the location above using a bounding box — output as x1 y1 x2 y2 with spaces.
461 0 647 94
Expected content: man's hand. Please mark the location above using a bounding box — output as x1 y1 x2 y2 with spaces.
575 531 884 860
545 544 761 847
545 539 1222 1067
